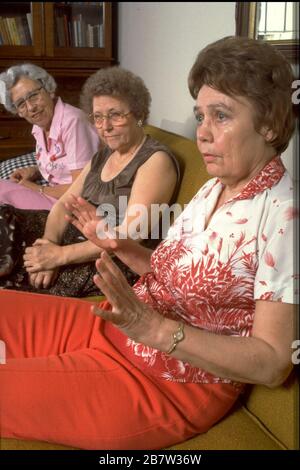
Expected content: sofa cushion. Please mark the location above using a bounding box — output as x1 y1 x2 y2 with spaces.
168 404 284 450
0 438 75 450
242 372 299 450
144 125 208 208
0 404 283 451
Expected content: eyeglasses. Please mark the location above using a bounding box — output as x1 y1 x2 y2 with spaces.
89 111 131 127
12 86 44 114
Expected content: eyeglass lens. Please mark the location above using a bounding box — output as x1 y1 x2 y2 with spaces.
91 111 130 126
14 86 43 111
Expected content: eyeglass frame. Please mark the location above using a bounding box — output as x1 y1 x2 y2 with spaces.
89 110 132 127
12 85 44 114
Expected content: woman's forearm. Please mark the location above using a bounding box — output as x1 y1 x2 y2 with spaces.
112 238 152 275
42 184 72 199
61 240 101 265
43 163 89 244
145 318 292 388
43 200 69 243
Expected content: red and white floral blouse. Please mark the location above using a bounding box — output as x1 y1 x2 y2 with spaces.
106 156 298 386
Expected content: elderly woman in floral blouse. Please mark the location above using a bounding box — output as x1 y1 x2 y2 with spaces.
0 36 297 450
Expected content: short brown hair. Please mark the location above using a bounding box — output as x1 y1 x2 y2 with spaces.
188 36 296 153
80 66 151 123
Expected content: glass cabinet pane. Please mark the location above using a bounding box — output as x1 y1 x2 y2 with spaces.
53 2 105 49
256 2 297 41
0 2 32 46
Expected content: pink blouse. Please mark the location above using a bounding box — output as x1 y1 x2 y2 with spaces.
32 98 99 185
105 156 298 387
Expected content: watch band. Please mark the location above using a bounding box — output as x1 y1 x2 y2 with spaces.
166 322 185 355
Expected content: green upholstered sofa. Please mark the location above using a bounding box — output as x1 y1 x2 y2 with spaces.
1 125 298 451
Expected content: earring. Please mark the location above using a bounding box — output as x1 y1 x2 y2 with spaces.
137 119 143 128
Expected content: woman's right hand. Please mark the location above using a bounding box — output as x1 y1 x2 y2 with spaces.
92 251 163 344
10 166 40 183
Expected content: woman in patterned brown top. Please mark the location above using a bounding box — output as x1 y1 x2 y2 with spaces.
0 67 180 296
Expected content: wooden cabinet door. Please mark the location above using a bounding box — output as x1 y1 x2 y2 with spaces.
43 2 113 68
0 2 44 58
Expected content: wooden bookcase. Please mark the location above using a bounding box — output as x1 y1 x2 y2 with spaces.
0 2 117 160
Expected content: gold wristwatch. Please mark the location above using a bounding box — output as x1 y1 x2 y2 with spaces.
166 322 185 354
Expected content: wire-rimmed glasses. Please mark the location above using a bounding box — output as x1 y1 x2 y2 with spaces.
89 110 132 127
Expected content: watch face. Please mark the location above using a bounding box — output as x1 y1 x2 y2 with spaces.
175 328 184 341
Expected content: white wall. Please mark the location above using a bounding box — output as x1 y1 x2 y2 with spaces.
118 2 295 176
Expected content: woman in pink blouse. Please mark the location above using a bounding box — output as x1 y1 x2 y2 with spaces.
0 64 99 209
0 36 297 450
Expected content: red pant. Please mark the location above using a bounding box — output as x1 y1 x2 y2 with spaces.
0 290 240 449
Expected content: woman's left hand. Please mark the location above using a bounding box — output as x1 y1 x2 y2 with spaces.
92 251 163 344
23 239 64 272
29 268 59 289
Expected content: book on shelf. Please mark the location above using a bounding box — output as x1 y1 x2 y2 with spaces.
0 15 32 46
15 16 27 45
87 23 94 47
22 15 32 45
1 17 12 44
56 15 66 46
0 16 11 45
9 17 21 45
99 23 104 47
55 13 72 47
63 14 70 47
50 6 105 49
26 12 32 42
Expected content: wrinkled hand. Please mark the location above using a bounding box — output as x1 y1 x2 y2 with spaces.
23 238 63 272
92 251 163 343
64 194 98 231
10 166 40 183
64 194 118 251
29 269 59 289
